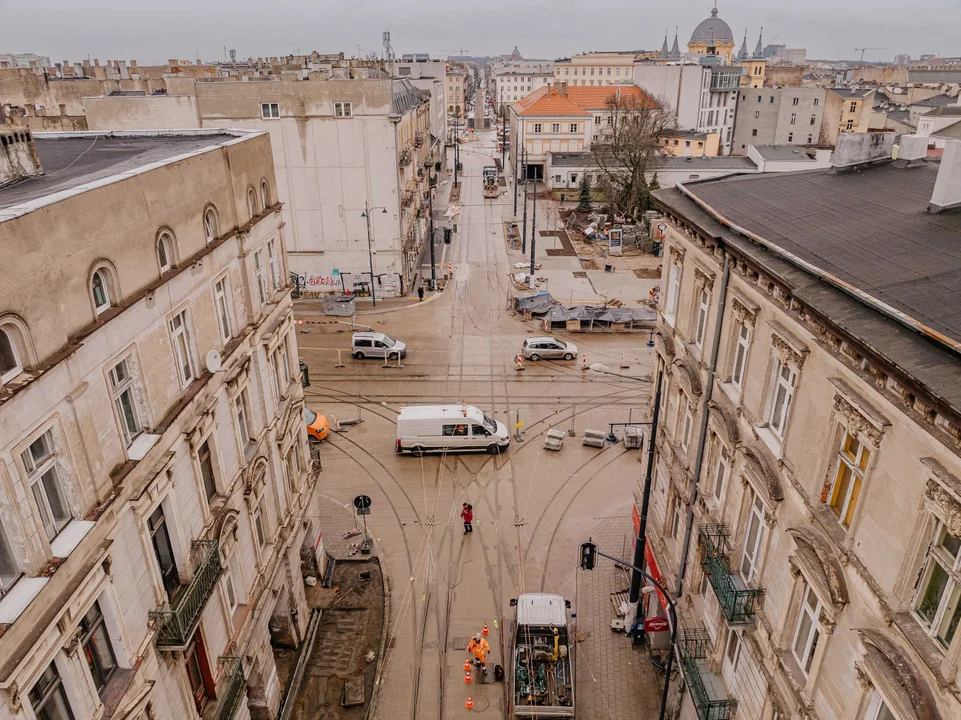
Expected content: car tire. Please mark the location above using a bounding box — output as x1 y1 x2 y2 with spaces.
530 353 540 361
353 351 365 360
412 446 426 457
487 444 501 455
563 353 574 360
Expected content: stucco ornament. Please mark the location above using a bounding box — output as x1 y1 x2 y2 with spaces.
771 332 807 369
668 244 685 263
731 295 758 328
741 445 784 502
833 395 884 447
788 527 849 608
693 266 715 292
857 629 936 720
925 479 961 537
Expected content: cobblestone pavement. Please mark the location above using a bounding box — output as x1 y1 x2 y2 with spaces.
296 124 663 720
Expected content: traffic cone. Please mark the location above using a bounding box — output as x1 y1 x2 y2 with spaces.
464 659 471 671
465 670 472 684
466 695 474 710
515 354 525 372
482 622 489 636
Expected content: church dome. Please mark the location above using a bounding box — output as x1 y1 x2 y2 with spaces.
690 7 734 45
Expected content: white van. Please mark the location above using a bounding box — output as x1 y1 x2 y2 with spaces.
396 404 510 456
352 331 407 360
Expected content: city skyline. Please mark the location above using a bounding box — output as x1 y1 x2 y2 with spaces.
1 0 958 65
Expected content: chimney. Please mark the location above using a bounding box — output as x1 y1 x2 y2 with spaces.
930 138 961 214
0 126 44 189
554 83 567 97
831 130 895 171
895 134 928 164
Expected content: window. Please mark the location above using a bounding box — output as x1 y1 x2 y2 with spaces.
261 180 270 208
754 110 760 119
671 499 684 540
769 360 797 438
235 390 253 444
247 188 258 218
109 357 141 446
680 402 694 451
29 662 75 720
808 134 813 143
792 97 799 106
285 446 300 496
731 323 751 388
822 432 870 528
813 97 819 106
22 432 70 541
223 551 242 613
725 630 741 666
570 123 578 133
665 260 681 317
865 692 897 720
334 101 352 118
92 269 111 314
0 326 23 383
694 288 709 348
790 113 797 125
551 123 560 133
261 102 279 119
594 115 601 126
214 278 232 343
757 95 762 103
254 496 267 548
810 115 817 126
590 68 595 76
275 336 291 394
157 232 173 273
788 133 794 143
850 101 858 113
533 123 542 133
254 250 268 305
752 128 758 137
740 490 765 582
769 96 775 103
198 439 217 503
616 68 620 76
913 520 961 650
846 120 854 131
792 582 822 676
80 601 117 694
148 503 179 601
169 311 195 387
185 630 214 713
712 444 729 502
203 206 219 244
267 239 281 290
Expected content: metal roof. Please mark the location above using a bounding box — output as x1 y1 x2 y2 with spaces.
690 8 734 44
516 593 568 627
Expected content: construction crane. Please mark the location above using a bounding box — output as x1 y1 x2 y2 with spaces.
854 47 890 61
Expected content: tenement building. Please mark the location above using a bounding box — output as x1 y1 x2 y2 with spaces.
0 128 321 720
646 132 961 720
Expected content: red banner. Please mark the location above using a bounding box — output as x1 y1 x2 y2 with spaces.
633 503 669 612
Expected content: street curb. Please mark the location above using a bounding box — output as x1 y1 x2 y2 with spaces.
354 285 447 315
368 557 390 720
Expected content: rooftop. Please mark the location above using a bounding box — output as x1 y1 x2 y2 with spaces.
828 87 874 99
933 120 961 140
750 145 827 161
913 94 959 109
513 87 591 117
0 131 248 216
566 85 659 110
923 105 961 118
653 162 961 412
548 152 754 171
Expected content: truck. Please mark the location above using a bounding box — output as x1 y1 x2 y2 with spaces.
483 165 499 199
509 593 575 718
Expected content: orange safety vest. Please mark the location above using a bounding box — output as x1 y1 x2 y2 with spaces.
467 637 490 662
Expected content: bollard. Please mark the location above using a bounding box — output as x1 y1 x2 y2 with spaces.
335 349 346 368
515 353 525 372
581 354 588 371
620 352 629 369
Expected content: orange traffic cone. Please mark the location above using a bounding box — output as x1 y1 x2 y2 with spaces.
482 622 489 636
464 659 472 671
466 695 474 710
465 670 472 684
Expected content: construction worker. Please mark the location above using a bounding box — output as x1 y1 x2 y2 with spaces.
467 633 490 670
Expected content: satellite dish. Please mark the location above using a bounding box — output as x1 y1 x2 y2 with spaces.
206 350 222 373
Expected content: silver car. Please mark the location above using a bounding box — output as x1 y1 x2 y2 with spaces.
522 337 578 361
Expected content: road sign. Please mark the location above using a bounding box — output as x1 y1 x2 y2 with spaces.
332 268 340 277
644 616 670 633
353 495 372 510
655 223 667 239
356 507 371 516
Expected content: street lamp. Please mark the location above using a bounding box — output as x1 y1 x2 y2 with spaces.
360 203 389 307
588 362 663 645
579 540 677 720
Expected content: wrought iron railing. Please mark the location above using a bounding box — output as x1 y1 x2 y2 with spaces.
215 657 246 720
680 630 738 720
414 131 424 147
150 539 222 647
399 148 412 166
699 525 764 624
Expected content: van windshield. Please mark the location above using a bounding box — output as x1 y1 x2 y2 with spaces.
482 414 497 433
382 336 396 347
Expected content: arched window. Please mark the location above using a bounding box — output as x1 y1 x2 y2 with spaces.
92 269 111 314
157 231 174 273
204 206 219 244
0 327 22 383
260 180 270 209
247 188 258 219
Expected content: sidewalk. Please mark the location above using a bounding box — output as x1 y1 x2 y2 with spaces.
575 523 664 720
293 289 444 318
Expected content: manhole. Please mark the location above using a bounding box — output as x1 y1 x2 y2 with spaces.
572 271 588 279
449 636 470 650
467 695 492 712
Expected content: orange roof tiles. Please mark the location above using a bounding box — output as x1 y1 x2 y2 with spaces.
513 87 591 117
566 85 659 110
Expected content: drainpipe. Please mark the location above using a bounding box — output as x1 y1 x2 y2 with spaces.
673 250 730 599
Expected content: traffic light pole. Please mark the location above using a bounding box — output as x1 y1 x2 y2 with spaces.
630 368 663 624
521 150 528 254
530 174 537 277
428 166 436 291
578 542 677 720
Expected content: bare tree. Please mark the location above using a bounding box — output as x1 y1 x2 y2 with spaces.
590 91 671 218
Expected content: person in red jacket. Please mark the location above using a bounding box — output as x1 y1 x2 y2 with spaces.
461 503 473 534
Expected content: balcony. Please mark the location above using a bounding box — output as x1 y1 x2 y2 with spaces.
680 630 738 720
150 539 223 648
415 131 425 147
398 148 412 167
699 525 764 624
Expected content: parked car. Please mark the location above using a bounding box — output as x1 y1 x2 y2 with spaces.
522 337 577 361
304 408 329 442
352 331 407 360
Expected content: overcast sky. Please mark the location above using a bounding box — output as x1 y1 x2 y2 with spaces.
1 0 958 64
